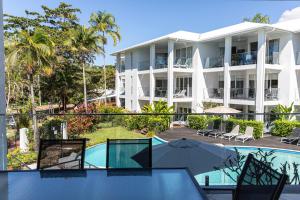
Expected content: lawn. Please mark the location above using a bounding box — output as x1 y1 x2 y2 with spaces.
81 126 146 147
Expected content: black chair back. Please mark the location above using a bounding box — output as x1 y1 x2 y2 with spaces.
234 154 288 200
37 139 86 170
106 138 152 169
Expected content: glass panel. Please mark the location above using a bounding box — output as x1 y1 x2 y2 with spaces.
107 139 152 168
187 47 192 58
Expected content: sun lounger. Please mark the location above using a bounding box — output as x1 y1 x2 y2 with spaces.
174 89 186 98
281 127 300 144
223 125 240 141
235 126 254 143
208 122 225 138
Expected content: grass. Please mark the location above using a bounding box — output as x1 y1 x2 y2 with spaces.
81 126 146 147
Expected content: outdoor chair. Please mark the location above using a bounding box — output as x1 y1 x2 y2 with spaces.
106 138 152 169
235 126 254 143
37 139 86 170
208 121 225 138
174 89 186 98
223 125 240 141
197 121 214 136
184 58 192 68
174 58 182 67
204 154 288 200
281 127 300 144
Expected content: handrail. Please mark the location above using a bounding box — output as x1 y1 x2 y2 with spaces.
84 161 99 169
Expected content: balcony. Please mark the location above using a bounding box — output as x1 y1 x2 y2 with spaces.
204 88 224 99
264 88 279 101
204 56 224 69
138 87 150 97
174 57 192 69
155 54 168 69
138 60 150 71
155 87 167 98
230 88 256 100
231 51 257 66
266 52 279 65
173 87 192 98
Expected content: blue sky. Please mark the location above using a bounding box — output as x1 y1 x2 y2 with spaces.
4 0 300 65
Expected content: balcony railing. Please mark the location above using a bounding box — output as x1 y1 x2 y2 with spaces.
173 87 192 98
204 56 224 69
155 87 167 98
138 87 150 97
266 52 279 65
264 88 279 101
230 88 256 100
204 88 224 99
138 60 150 71
174 57 192 68
155 57 168 69
231 51 257 66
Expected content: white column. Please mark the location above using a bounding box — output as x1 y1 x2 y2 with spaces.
224 37 232 107
149 44 155 104
167 40 174 107
256 30 266 121
132 52 139 111
115 54 121 107
192 44 203 112
0 0 7 170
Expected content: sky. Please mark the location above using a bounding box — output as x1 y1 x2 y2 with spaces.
4 0 300 65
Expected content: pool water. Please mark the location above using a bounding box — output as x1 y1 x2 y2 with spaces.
196 146 300 185
85 137 165 167
85 138 300 185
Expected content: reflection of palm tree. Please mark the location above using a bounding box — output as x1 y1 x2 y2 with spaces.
89 11 121 105
65 26 104 111
7 29 54 150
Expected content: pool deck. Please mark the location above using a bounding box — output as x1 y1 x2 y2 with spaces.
157 127 300 151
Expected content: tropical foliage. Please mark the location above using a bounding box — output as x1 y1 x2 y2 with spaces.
243 13 270 24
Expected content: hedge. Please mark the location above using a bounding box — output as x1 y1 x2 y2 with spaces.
271 120 300 137
187 115 208 130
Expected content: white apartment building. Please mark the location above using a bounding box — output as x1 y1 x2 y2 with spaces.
112 19 300 121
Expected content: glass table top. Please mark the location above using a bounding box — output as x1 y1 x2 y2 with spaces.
0 169 207 200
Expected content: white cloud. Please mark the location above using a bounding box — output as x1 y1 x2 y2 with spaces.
278 7 300 22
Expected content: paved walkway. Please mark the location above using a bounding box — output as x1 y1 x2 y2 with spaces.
157 127 300 151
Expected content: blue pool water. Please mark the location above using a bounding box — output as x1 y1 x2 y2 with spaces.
85 137 165 167
196 146 300 185
85 138 300 185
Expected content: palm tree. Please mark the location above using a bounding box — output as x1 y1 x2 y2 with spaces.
65 26 104 111
89 11 121 105
243 13 270 24
7 29 54 150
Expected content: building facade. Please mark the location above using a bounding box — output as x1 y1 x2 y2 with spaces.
112 20 300 122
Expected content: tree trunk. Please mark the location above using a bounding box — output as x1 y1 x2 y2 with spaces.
38 75 42 106
29 74 38 151
82 64 87 112
6 80 10 112
103 54 107 105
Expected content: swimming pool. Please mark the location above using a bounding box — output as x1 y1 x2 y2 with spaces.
84 137 165 167
85 138 300 185
196 146 300 185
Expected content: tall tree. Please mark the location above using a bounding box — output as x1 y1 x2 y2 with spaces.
89 11 121 105
65 26 104 111
243 13 270 24
7 29 54 150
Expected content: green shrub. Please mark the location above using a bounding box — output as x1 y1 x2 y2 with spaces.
271 120 300 137
148 117 169 133
96 104 125 126
39 118 65 139
7 148 37 170
187 115 208 130
125 115 148 130
227 118 264 139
